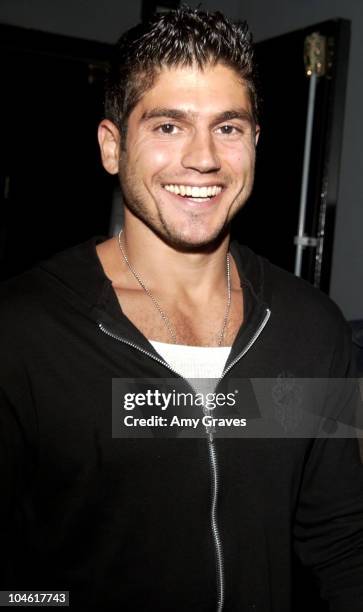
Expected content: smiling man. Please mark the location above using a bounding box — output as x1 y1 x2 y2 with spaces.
1 7 363 612
96 59 255 347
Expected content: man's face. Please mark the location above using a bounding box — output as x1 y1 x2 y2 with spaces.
118 63 258 249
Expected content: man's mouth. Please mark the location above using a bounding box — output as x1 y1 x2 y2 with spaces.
163 184 223 203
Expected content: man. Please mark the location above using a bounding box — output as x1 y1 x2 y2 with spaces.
1 7 363 611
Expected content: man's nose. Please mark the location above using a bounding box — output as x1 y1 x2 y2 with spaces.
181 130 221 173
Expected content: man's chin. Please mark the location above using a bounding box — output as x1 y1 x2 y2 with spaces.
156 225 229 253
123 204 229 252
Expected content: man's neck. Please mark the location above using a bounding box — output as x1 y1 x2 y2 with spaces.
112 224 231 302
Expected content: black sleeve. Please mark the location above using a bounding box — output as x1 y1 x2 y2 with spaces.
0 295 38 586
293 319 363 611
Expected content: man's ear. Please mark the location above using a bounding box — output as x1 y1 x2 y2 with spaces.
97 119 122 175
255 125 260 146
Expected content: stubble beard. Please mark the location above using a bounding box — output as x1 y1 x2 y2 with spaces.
120 183 231 252
119 163 254 253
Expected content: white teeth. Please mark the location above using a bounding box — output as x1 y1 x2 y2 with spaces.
164 184 222 198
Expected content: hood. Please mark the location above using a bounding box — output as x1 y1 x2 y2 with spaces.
33 235 272 361
36 235 272 315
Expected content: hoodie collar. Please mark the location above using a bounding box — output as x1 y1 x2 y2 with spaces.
38 235 272 357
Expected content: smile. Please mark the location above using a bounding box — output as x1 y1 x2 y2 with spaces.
163 184 223 202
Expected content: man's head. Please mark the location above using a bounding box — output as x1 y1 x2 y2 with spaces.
104 6 259 138
99 7 260 251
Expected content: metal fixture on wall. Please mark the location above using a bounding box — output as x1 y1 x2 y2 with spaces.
294 33 327 277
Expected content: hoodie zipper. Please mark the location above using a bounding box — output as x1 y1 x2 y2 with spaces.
98 307 271 611
207 306 271 611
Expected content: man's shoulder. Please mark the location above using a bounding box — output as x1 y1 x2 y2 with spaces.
0 267 43 318
0 268 46 363
0 236 106 329
268 258 343 318
234 242 349 338
273 261 347 333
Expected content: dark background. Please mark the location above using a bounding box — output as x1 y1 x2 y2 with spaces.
0 18 349 298
0 28 116 279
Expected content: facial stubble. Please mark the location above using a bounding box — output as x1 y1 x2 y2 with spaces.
118 149 256 252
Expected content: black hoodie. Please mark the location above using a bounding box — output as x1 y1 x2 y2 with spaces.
0 236 363 611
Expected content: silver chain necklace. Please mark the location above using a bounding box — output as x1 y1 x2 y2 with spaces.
117 228 231 346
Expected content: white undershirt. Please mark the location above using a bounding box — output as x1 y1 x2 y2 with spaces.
149 340 231 380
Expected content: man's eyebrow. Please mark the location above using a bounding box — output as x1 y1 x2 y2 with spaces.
140 108 254 124
140 108 190 122
212 109 254 125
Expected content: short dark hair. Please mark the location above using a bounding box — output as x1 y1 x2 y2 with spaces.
105 6 260 135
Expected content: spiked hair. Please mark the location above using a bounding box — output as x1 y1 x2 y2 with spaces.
105 6 259 135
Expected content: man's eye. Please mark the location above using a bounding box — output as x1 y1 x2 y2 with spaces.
217 125 240 135
157 123 178 134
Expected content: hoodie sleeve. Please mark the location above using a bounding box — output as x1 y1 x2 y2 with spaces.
293 318 363 611
0 288 38 585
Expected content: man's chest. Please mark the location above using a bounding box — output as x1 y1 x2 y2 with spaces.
111 285 244 346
